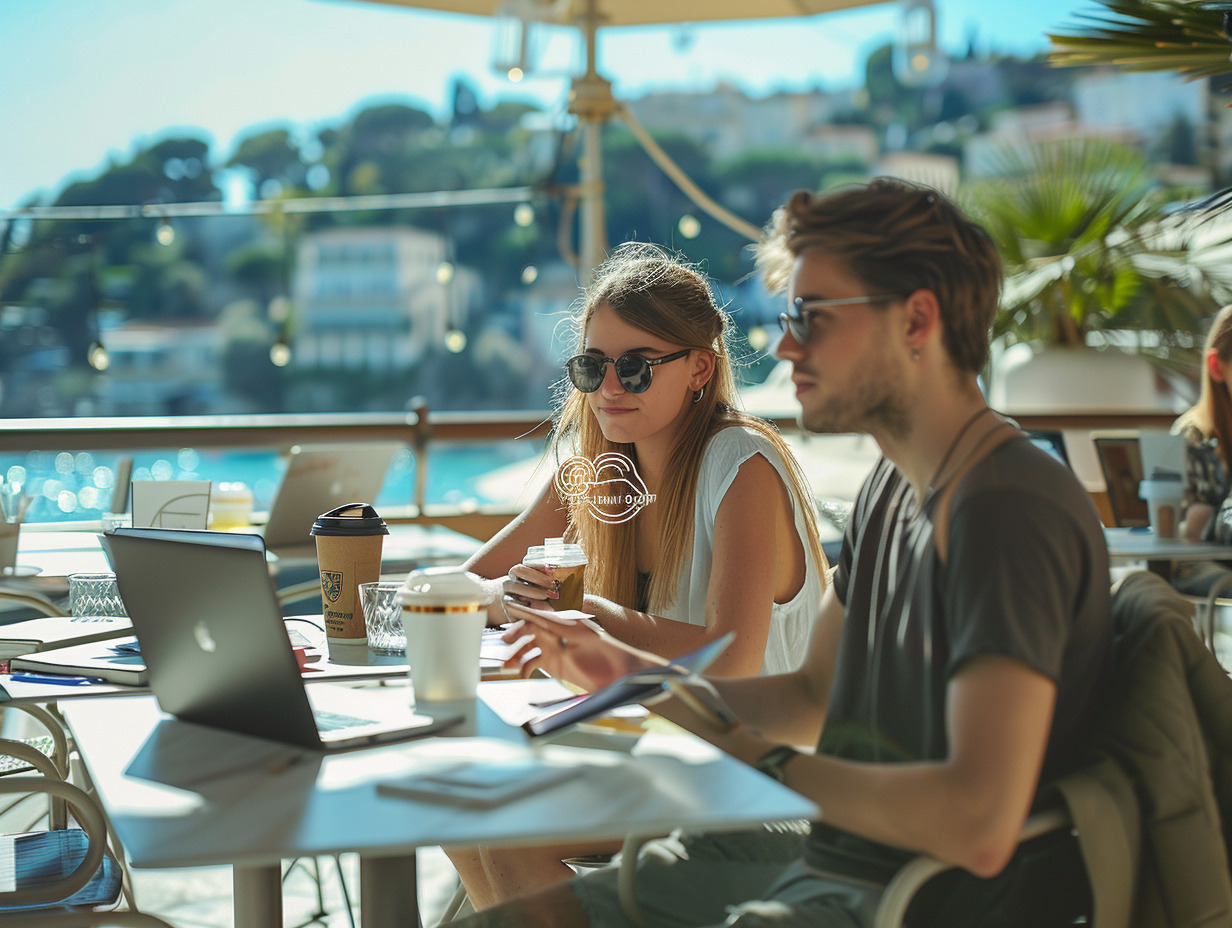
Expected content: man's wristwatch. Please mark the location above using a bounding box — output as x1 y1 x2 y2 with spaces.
753 745 800 783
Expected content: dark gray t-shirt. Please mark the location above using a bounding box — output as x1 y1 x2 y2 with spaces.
804 434 1112 879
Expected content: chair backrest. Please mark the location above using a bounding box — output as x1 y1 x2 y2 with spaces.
1101 570 1232 927
0 777 117 910
873 571 1232 928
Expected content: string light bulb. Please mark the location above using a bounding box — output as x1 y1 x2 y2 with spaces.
87 341 110 371
155 217 175 246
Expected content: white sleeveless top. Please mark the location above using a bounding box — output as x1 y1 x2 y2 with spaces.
656 426 824 676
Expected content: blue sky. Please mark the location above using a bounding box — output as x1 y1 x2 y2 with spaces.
0 0 1090 211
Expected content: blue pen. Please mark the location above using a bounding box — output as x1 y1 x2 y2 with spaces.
9 673 107 686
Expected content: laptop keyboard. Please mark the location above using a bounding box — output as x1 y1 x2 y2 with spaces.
313 709 377 732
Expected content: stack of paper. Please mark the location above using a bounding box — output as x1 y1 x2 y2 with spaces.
0 615 132 660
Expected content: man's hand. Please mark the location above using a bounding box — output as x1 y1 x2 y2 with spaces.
500 598 659 691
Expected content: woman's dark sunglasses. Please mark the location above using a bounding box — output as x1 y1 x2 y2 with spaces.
565 349 690 394
778 294 900 344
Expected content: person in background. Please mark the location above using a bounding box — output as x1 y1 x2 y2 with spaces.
1173 303 1232 595
458 178 1112 928
452 241 829 907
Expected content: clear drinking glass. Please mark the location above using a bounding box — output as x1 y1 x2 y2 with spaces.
361 581 405 655
68 572 128 622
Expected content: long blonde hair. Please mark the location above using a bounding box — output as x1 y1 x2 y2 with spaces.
552 242 828 612
1175 303 1232 465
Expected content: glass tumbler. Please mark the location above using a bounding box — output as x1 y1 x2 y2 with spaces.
68 572 127 622
360 581 405 655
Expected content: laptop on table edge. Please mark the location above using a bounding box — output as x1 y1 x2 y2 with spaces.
102 528 459 751
259 442 404 556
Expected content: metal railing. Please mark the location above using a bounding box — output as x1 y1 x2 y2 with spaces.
0 407 1180 541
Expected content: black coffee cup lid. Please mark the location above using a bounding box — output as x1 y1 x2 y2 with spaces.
309 503 389 537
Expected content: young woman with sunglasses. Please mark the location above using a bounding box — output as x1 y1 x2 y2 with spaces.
450 242 828 908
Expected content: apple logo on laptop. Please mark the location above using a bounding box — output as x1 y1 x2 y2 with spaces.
193 621 218 653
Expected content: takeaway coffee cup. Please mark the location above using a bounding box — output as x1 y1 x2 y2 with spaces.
398 567 489 704
310 503 388 645
1139 470 1184 539
523 538 588 612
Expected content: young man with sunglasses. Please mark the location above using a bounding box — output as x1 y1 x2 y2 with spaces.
469 178 1113 928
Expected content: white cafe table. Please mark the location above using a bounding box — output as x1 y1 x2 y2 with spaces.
1104 526 1232 578
61 684 818 928
0 623 518 704
14 527 113 580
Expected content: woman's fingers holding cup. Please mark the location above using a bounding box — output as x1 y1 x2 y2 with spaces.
505 564 559 601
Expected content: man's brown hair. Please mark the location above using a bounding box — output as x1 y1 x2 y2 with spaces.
756 177 1002 374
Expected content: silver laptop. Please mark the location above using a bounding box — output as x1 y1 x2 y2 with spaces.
261 442 403 555
102 528 459 751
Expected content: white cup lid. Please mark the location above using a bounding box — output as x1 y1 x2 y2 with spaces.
525 536 587 566
397 566 489 608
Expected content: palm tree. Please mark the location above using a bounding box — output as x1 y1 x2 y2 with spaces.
965 138 1232 376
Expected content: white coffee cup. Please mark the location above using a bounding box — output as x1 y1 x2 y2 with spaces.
1139 470 1183 539
397 567 489 704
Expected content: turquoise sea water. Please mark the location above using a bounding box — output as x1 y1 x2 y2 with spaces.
0 440 547 524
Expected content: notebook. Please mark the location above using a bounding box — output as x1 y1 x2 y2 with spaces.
260 442 403 556
0 614 131 660
10 636 148 684
101 528 460 750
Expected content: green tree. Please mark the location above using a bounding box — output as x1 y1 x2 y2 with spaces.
717 150 825 217
219 300 284 409
225 241 289 306
227 128 308 196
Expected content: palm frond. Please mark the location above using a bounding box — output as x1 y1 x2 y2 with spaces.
1048 0 1232 80
964 136 1232 350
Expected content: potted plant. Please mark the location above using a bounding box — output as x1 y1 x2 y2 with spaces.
964 136 1232 412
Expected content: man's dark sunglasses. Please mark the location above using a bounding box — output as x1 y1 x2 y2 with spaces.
565 349 690 394
778 294 901 344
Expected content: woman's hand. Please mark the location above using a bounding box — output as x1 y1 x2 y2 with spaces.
472 564 560 626
500 598 660 691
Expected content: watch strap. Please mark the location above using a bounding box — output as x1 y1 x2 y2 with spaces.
753 744 800 783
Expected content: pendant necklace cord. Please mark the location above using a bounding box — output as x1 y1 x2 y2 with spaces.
923 406 992 501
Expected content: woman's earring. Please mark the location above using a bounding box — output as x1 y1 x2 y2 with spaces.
692 386 705 404
911 349 920 362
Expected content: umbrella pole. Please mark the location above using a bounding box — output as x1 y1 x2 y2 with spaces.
569 0 615 284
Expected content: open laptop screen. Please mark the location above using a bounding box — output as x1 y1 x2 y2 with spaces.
1092 435 1148 528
